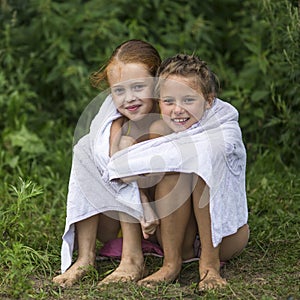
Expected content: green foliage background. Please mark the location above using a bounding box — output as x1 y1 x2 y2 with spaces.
1 0 299 168
0 0 299 298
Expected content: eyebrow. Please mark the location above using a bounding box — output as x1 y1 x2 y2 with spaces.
112 80 147 87
131 79 147 84
161 94 197 98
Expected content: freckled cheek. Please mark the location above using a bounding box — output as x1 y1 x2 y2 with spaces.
158 104 168 117
112 96 124 109
161 114 171 125
139 89 153 99
143 101 154 113
160 109 173 122
193 109 205 121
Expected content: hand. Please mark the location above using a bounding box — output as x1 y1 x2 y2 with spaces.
140 200 159 239
137 173 165 189
119 136 136 150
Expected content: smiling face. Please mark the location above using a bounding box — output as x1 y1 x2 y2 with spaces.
159 75 211 132
108 63 155 121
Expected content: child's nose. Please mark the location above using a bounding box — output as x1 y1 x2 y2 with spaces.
124 90 136 103
173 103 184 114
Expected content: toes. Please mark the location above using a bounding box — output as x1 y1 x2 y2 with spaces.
198 278 227 291
137 280 156 288
197 270 227 292
52 276 66 286
98 268 143 286
52 272 81 288
53 277 73 288
62 278 76 288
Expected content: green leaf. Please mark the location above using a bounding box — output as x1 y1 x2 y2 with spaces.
251 90 269 102
254 108 265 119
6 126 46 154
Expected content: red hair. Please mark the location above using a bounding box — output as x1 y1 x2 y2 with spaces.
90 39 161 89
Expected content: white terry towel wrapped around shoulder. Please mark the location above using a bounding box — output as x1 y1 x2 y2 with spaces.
107 98 248 248
60 95 144 273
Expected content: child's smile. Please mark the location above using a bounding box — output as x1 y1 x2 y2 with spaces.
171 117 190 126
126 104 142 112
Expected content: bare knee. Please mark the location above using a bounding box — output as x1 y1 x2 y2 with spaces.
155 173 193 218
219 224 249 261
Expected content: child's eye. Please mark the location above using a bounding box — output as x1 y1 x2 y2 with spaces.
184 98 195 104
112 87 125 95
133 84 145 91
162 98 174 105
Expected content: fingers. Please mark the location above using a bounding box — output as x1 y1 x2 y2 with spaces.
141 218 159 239
141 201 160 239
142 231 150 239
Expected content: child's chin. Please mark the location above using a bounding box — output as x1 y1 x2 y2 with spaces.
171 126 187 133
130 114 144 121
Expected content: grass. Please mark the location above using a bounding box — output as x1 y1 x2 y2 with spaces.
0 129 299 299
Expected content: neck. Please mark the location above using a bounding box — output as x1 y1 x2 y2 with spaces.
131 114 153 130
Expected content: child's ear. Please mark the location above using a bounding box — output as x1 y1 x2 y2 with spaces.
206 94 214 109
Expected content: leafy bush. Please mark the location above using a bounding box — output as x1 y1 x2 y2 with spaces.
218 0 300 167
1 0 299 169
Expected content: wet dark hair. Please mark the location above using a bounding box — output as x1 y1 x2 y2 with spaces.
156 54 219 102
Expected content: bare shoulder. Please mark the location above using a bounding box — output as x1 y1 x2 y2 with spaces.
150 119 173 138
112 116 125 127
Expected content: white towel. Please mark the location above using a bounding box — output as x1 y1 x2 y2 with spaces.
60 94 144 273
108 98 248 248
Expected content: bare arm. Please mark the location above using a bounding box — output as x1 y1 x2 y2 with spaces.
139 189 159 239
109 117 124 157
120 119 173 183
138 120 173 238
110 119 160 238
149 119 173 139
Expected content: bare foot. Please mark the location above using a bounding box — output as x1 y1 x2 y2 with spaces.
52 258 94 287
98 257 145 285
138 263 181 287
198 267 227 291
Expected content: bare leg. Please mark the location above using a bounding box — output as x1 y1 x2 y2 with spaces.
182 210 198 261
220 224 249 261
138 173 193 285
97 213 120 243
99 214 145 284
154 204 197 262
53 215 99 287
192 175 226 291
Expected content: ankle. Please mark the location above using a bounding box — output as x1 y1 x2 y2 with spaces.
199 258 220 272
76 252 96 265
163 257 182 271
121 253 144 265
